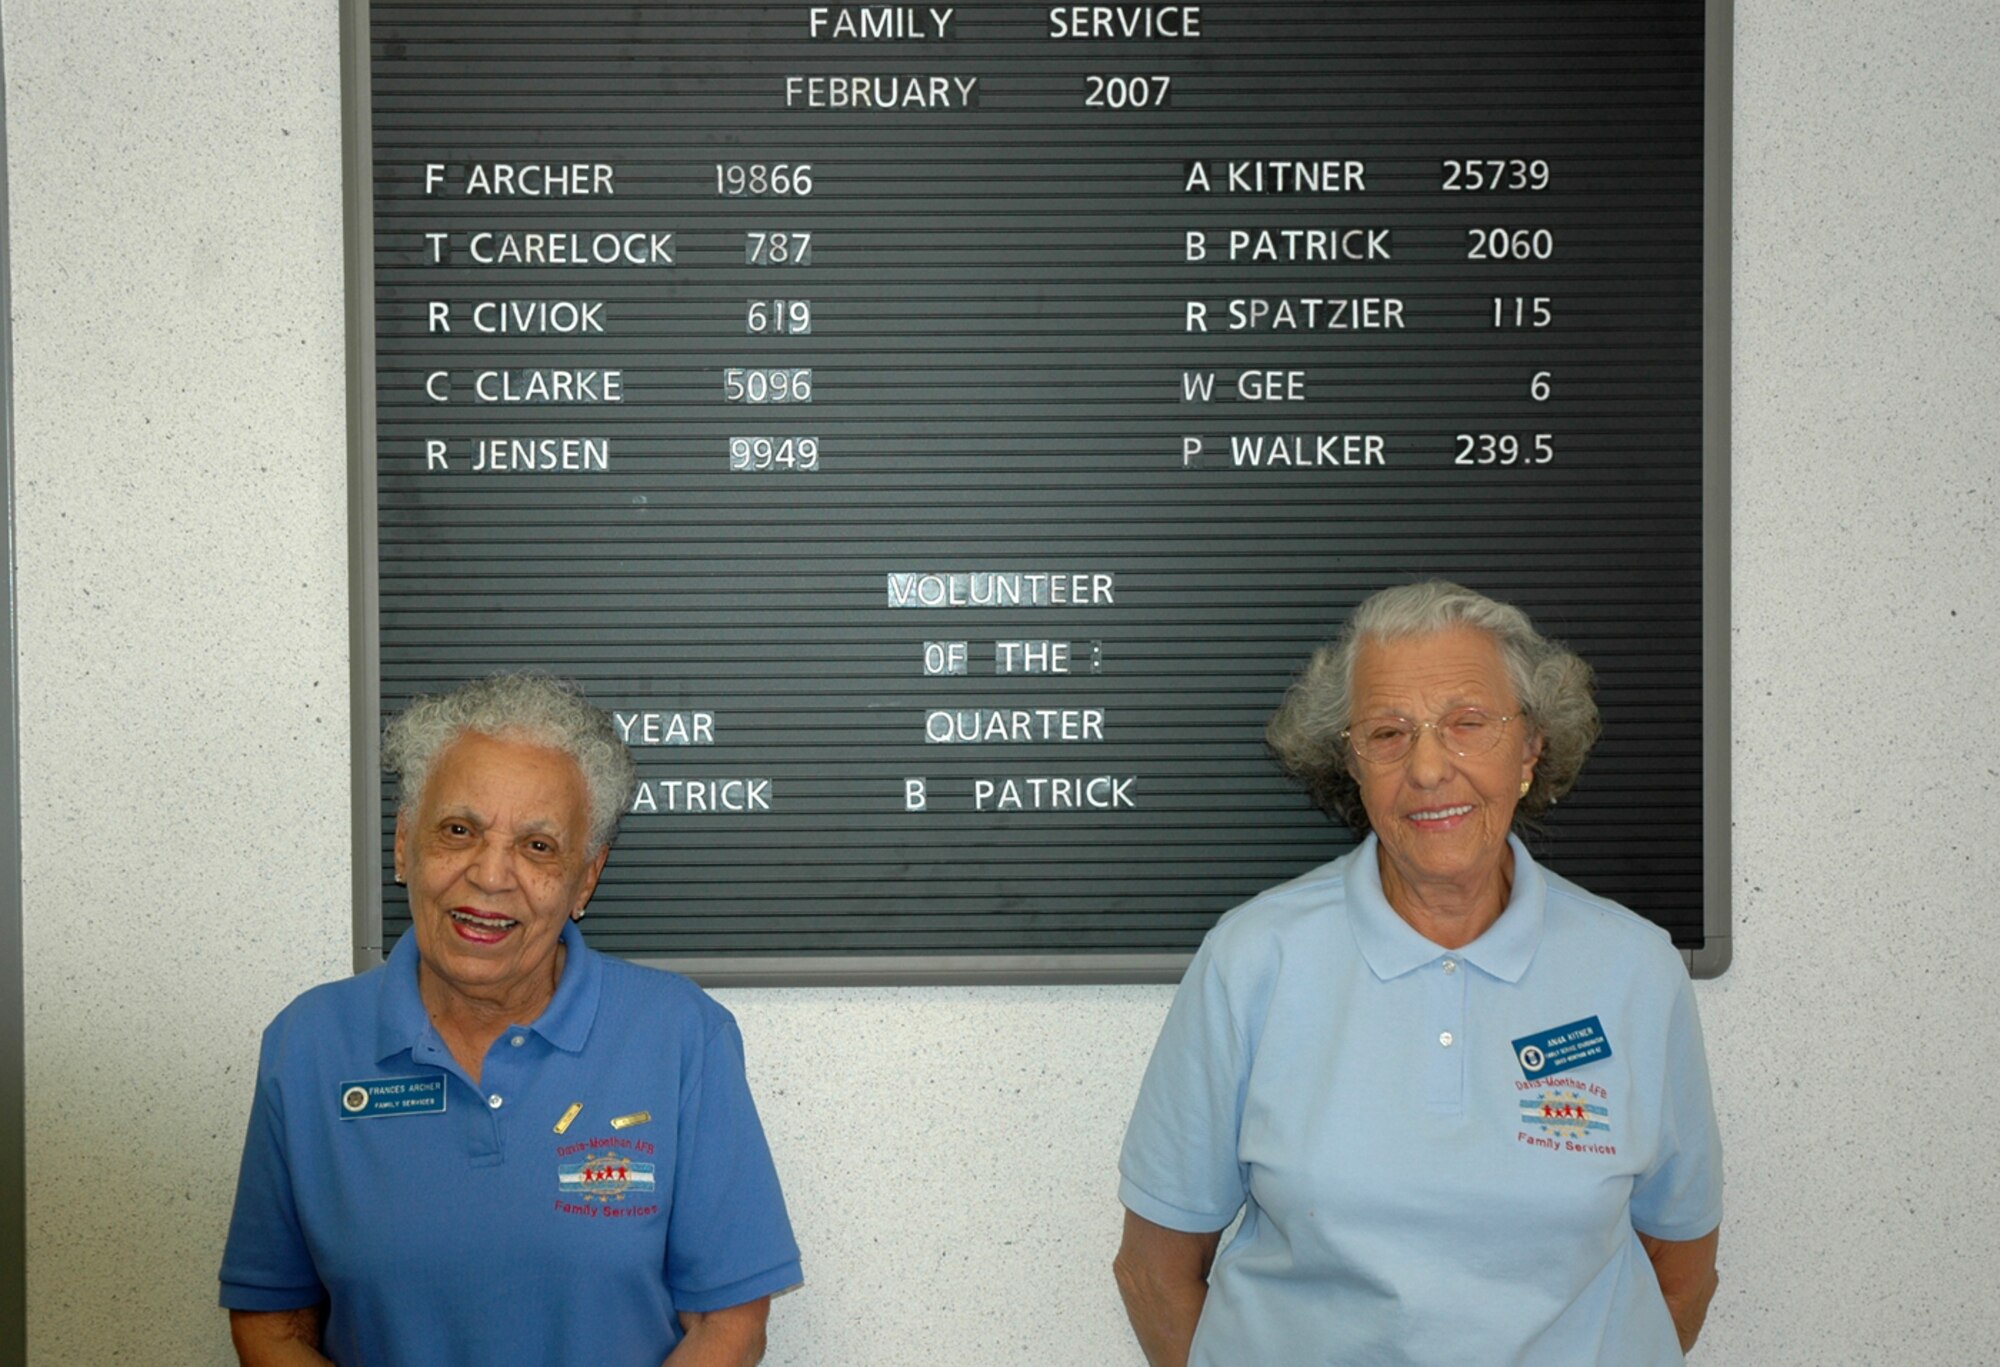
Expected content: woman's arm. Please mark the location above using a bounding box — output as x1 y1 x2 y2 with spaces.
1638 1226 1720 1355
229 1307 333 1366
664 1297 772 1367
1114 1209 1223 1367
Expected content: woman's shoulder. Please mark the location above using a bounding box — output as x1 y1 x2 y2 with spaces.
272 962 386 1018
255 964 393 1056
1197 850 1360 970
1534 859 1686 980
590 948 739 1032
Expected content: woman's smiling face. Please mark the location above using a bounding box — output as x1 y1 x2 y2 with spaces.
395 731 607 1015
1346 627 1542 915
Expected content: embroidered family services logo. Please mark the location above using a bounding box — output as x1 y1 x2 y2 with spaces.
557 1152 658 1203
1520 1089 1610 1141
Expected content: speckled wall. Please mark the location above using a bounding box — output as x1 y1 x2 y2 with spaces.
9 1 1997 1362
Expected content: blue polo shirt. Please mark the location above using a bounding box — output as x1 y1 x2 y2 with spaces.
220 921 801 1365
1120 836 1721 1366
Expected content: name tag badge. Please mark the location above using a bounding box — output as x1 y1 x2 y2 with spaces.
1512 1016 1613 1081
338 1074 447 1120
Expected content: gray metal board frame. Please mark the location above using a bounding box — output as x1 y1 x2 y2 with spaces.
1691 0 1733 979
344 0 385 975
345 1 1734 986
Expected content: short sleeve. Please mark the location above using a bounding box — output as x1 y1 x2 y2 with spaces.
1629 973 1724 1241
664 1012 803 1311
218 1031 327 1311
1119 937 1252 1232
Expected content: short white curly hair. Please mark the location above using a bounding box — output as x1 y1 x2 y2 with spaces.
1265 581 1601 833
382 672 637 853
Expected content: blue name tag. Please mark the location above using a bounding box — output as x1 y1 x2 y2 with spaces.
337 1074 447 1119
1512 1016 1613 1080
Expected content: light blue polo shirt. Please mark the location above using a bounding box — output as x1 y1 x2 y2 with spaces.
1120 836 1721 1366
220 921 801 1365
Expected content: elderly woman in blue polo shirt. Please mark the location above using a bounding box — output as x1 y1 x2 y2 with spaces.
220 673 800 1366
1116 581 1722 1365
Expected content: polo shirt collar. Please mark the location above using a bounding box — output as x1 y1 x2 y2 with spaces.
1347 833 1545 983
374 918 603 1064
530 920 602 1053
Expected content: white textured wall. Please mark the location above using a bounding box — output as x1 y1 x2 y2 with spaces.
9 0 1998 1362
8 0 354 1361
1699 0 2000 1357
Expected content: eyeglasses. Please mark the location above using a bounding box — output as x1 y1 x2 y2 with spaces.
1340 707 1520 765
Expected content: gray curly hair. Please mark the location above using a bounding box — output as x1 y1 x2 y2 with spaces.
382 672 638 854
1265 581 1600 833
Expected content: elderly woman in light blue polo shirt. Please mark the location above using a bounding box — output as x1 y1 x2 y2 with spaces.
1115 581 1722 1365
220 673 800 1365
